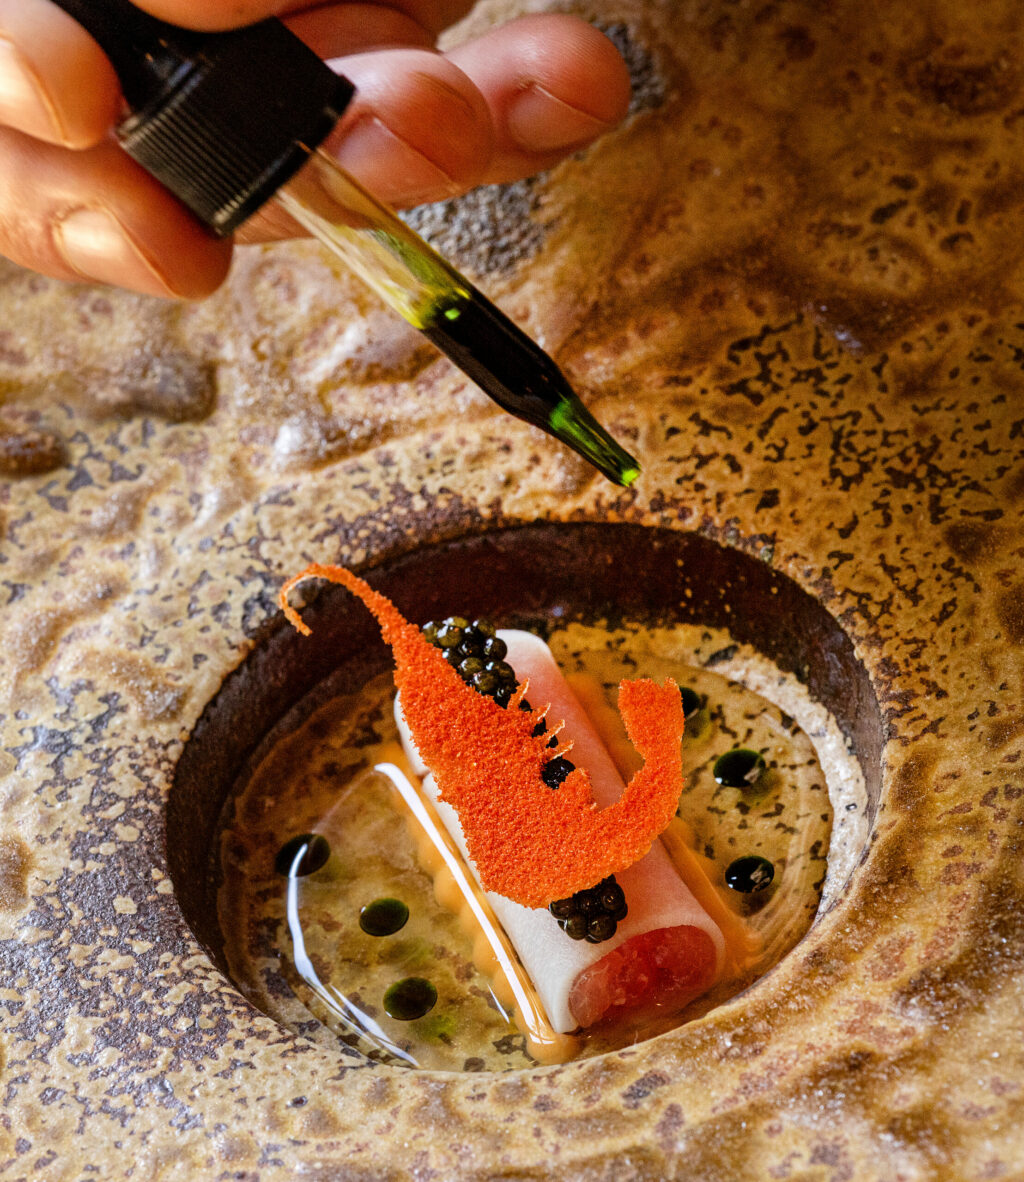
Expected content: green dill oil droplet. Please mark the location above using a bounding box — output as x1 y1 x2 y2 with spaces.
359 897 410 937
274 833 330 877
725 855 775 893
383 977 437 1021
713 748 767 790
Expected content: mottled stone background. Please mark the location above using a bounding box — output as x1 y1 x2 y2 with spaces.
0 1 1022 1179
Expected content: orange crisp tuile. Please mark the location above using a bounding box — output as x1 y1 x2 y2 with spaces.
279 563 687 909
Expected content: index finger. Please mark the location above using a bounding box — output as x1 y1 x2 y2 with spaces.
0 0 121 147
133 0 473 38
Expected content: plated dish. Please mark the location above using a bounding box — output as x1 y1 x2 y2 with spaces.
0 0 1021 1177
216 563 859 1072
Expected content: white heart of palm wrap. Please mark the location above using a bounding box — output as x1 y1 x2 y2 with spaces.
395 629 724 1034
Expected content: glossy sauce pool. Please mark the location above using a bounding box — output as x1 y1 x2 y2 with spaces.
217 621 862 1072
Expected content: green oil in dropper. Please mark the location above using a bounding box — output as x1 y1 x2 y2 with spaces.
276 150 641 487
421 291 640 487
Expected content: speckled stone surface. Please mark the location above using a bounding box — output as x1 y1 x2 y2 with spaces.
1 1 1023 1178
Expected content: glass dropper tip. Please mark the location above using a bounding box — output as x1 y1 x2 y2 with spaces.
613 452 643 487
549 397 642 487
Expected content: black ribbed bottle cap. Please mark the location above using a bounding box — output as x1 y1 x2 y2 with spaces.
53 0 354 235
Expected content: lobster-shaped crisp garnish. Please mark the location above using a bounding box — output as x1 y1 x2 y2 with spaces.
280 564 686 909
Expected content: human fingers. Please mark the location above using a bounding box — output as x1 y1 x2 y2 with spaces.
0 3 626 290
318 48 495 209
0 0 437 149
0 0 120 148
243 16 630 239
0 0 481 290
281 4 434 57
132 0 474 39
3 1 628 210
445 14 632 185
0 129 232 298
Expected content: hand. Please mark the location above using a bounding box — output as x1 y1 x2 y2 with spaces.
0 0 630 298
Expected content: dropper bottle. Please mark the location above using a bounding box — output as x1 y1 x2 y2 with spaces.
51 0 641 487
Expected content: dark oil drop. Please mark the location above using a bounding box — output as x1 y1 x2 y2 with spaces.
359 897 410 937
713 748 767 790
725 855 775 893
679 686 702 719
275 833 330 877
383 977 437 1021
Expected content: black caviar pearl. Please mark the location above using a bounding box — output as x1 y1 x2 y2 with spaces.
599 881 626 917
457 637 482 660
472 669 499 695
481 635 507 661
725 855 775 893
679 686 702 719
494 685 512 708
587 914 618 943
472 618 497 641
548 897 575 920
432 624 456 652
487 659 515 683
714 748 768 790
541 756 574 789
275 833 330 877
563 915 588 940
458 656 484 679
359 897 410 936
382 977 437 1021
445 615 469 630
421 621 440 645
435 622 463 648
578 891 601 918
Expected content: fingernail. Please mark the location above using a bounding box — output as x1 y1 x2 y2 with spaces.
0 38 65 142
54 208 174 296
332 115 460 207
507 85 611 153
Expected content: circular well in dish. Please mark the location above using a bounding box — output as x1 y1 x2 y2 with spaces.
167 522 883 1064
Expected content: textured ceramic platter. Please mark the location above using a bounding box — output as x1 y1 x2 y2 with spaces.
1 1 1023 1179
